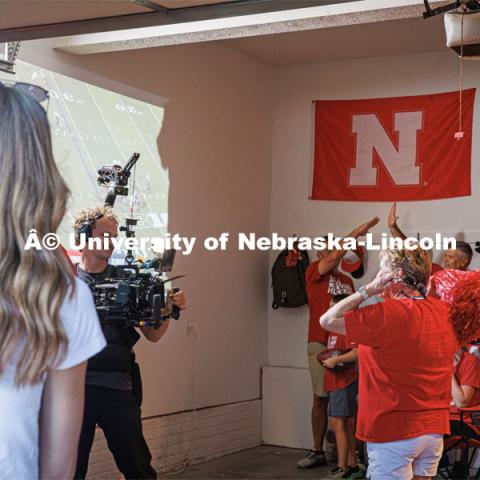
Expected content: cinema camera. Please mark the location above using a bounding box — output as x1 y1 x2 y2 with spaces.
88 153 183 329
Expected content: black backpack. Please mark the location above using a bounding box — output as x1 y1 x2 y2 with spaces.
271 247 309 309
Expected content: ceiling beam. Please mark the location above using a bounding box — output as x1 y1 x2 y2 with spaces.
130 0 168 13
0 0 356 43
53 0 445 55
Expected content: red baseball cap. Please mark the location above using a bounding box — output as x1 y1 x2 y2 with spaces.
341 246 366 278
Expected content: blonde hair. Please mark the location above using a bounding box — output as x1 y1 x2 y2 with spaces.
73 206 118 238
384 246 432 293
0 84 74 386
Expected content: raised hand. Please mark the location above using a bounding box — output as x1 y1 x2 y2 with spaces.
388 203 399 229
351 217 380 239
366 269 395 296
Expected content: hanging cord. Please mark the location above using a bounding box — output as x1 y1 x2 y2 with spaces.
455 6 466 140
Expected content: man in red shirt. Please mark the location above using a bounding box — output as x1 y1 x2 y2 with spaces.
443 241 472 271
297 217 378 470
320 246 458 479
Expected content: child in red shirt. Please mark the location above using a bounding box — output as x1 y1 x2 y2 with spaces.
320 295 359 479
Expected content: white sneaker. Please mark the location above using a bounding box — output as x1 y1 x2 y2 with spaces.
296 449 327 469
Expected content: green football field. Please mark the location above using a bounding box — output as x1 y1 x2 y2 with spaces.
0 60 169 258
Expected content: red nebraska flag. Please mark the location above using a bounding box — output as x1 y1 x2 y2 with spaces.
311 89 475 201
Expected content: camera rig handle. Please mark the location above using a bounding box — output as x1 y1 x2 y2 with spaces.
120 218 138 267
172 288 181 320
99 152 140 208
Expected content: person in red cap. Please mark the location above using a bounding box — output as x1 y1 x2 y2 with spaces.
341 246 366 280
297 217 378 470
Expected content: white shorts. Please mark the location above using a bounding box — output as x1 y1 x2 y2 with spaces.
367 434 444 479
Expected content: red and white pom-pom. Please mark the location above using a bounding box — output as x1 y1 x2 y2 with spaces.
429 269 480 344
428 268 470 302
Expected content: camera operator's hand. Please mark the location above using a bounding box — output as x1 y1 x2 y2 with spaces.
141 290 187 343
170 289 186 310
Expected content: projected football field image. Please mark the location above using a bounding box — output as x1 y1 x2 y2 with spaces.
0 60 168 259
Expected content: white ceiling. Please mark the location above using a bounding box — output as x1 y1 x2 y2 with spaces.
222 14 447 66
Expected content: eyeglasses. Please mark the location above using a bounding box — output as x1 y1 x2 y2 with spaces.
0 80 49 107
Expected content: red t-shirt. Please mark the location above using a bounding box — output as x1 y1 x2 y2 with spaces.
323 333 357 393
306 262 354 344
432 263 443 274
451 351 480 421
345 297 457 443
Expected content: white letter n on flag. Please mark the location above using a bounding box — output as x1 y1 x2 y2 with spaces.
349 112 423 186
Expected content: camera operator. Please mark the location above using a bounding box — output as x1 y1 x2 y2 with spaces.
73 206 186 480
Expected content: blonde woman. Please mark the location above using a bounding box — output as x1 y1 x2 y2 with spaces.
321 247 458 480
0 83 106 479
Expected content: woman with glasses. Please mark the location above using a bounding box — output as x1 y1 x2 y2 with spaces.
0 83 106 479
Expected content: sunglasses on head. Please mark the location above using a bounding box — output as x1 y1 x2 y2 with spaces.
0 80 49 106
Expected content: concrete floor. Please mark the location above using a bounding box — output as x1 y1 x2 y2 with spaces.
167 445 450 479
168 445 340 479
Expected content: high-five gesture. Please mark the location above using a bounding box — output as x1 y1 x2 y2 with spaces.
317 217 379 276
350 217 380 239
387 203 406 240
388 203 398 230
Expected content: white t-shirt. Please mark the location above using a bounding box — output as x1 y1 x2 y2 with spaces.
0 278 106 479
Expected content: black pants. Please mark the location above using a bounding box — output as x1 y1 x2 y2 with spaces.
74 385 157 479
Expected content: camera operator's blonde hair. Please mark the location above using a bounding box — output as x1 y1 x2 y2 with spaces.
0 85 73 386
73 206 118 236
384 245 432 293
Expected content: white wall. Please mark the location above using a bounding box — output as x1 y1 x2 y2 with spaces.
20 40 273 418
266 50 480 447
